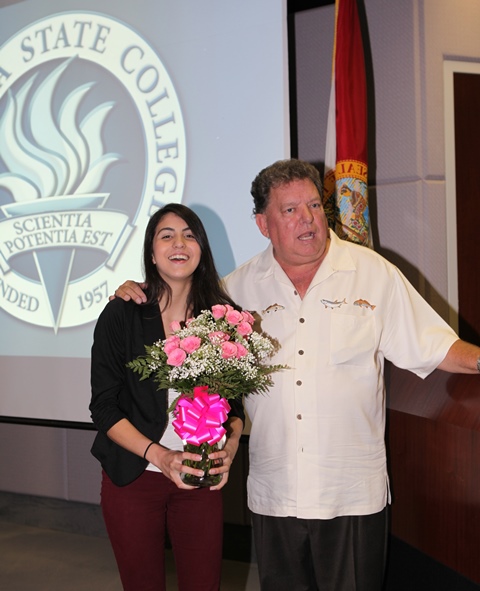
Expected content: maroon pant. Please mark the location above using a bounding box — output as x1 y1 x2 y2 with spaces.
101 470 223 591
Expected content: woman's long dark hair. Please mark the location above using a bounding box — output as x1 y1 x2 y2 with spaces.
142 203 237 317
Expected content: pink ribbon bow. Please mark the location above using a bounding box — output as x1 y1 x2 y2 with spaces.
172 385 231 445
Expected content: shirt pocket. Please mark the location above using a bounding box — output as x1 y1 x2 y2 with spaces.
329 313 375 367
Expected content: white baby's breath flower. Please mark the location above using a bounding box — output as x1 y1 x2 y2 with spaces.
127 306 285 405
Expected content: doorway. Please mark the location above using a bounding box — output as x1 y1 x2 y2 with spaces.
444 62 480 342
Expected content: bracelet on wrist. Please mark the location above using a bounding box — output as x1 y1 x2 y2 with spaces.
143 441 158 460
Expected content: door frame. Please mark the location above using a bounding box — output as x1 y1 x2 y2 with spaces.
443 60 480 333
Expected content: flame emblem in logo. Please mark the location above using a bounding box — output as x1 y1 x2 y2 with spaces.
0 56 118 204
0 57 120 332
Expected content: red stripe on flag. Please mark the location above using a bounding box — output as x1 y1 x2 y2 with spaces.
335 0 367 164
324 0 372 247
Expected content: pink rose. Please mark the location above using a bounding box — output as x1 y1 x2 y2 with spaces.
221 341 238 359
242 310 255 324
225 309 243 326
164 335 181 354
185 317 195 327
236 321 253 337
235 343 249 358
211 304 227 320
169 320 181 333
180 335 201 354
166 348 187 366
208 331 230 343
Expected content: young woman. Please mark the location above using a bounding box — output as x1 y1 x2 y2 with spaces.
89 203 244 591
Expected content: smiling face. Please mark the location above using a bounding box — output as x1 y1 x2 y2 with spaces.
255 178 330 272
151 212 202 287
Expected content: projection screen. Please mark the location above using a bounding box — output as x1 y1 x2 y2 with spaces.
0 0 290 424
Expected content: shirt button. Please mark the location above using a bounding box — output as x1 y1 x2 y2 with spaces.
296 380 302 386
296 414 302 420
298 350 304 355
299 317 305 323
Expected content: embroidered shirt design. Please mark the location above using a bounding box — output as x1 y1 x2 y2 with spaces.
262 303 285 314
320 298 347 309
353 299 376 310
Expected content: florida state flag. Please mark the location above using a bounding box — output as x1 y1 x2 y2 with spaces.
323 0 371 246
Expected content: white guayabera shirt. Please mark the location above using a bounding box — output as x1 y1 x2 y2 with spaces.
224 231 458 520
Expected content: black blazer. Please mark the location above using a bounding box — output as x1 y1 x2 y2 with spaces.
90 298 245 486
90 298 168 486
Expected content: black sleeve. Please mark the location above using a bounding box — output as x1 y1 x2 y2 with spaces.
228 395 245 425
89 298 130 433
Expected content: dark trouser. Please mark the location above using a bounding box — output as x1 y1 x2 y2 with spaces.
251 507 388 591
101 470 223 591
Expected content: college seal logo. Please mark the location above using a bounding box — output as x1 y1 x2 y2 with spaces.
0 12 186 331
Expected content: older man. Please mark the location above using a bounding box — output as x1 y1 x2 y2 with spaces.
114 159 480 591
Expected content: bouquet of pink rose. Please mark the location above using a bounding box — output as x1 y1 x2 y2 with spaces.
128 304 282 408
127 304 284 486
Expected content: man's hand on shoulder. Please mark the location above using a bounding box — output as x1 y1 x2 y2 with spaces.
109 281 147 304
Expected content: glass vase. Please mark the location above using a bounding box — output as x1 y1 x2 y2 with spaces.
181 441 223 487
